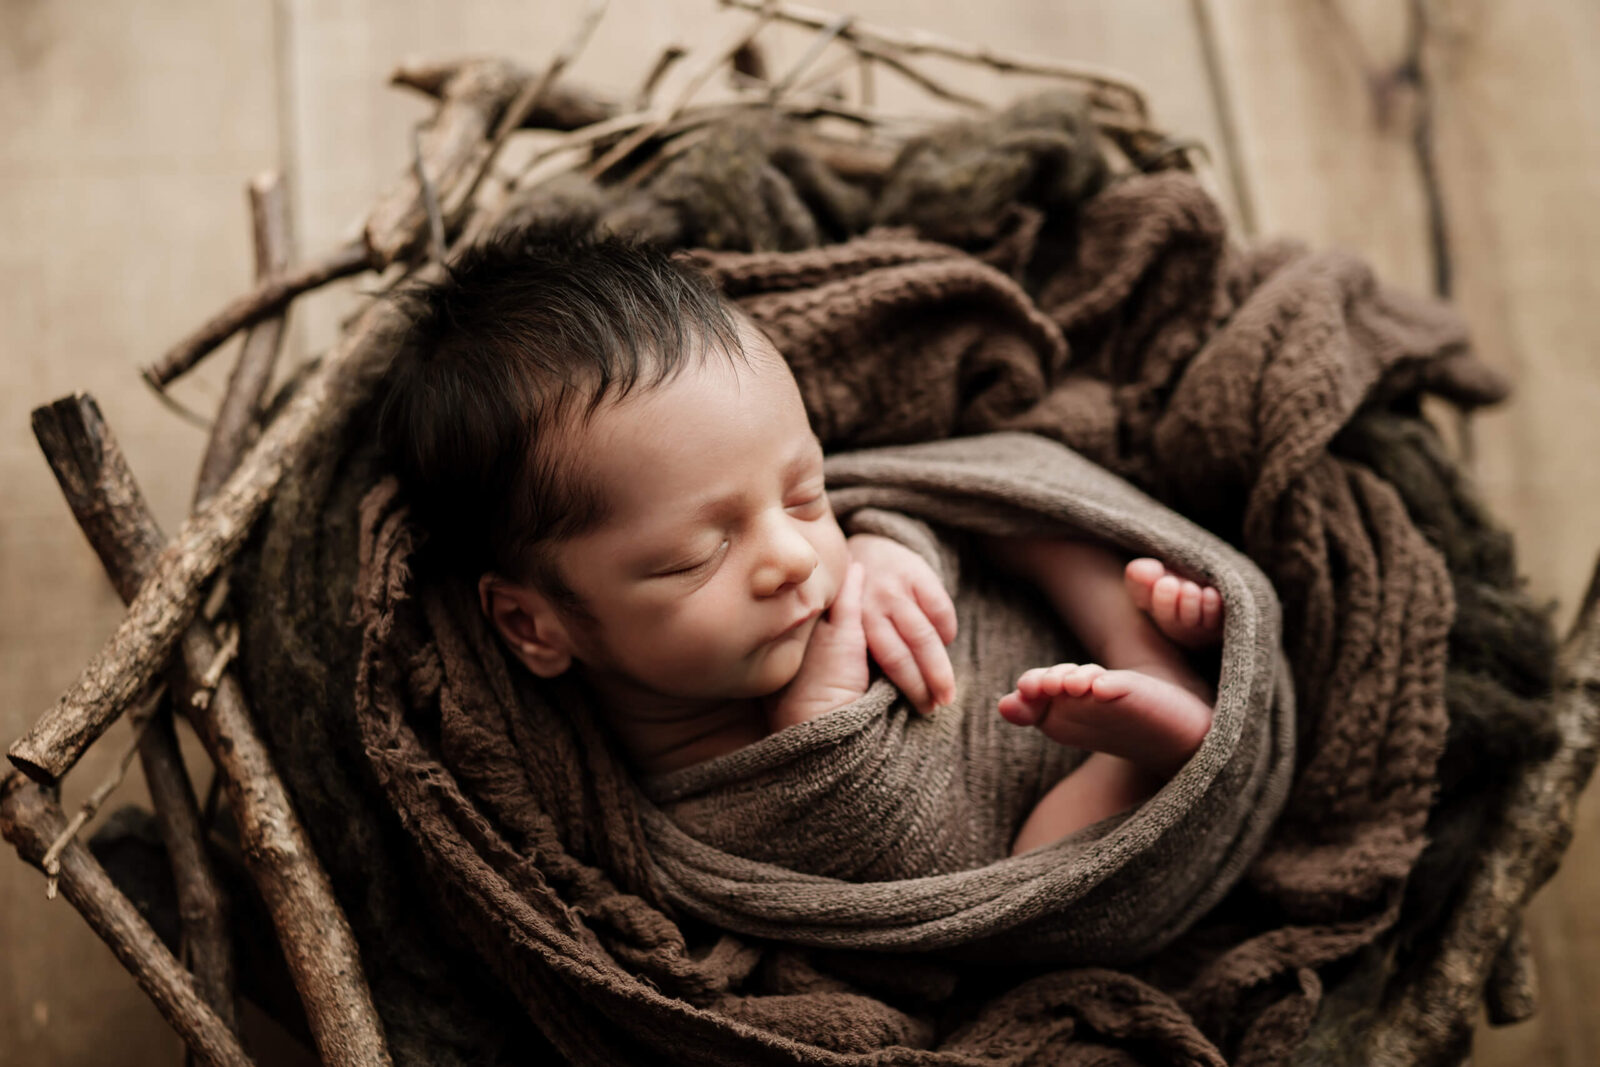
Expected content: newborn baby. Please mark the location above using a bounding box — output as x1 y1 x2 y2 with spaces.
380 224 1222 862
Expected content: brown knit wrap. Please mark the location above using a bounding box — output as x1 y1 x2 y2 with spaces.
637 433 1294 965
237 164 1532 1065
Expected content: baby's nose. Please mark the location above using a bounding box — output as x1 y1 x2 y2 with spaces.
753 528 818 596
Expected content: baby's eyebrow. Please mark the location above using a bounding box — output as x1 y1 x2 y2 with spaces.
682 436 823 524
781 436 825 480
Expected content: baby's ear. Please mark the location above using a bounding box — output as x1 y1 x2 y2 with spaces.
478 574 574 678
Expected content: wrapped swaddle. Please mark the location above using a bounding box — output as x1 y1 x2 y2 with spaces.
635 432 1295 965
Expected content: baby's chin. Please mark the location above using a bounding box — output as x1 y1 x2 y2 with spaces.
735 623 815 697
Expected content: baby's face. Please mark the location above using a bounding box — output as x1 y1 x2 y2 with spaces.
546 328 848 704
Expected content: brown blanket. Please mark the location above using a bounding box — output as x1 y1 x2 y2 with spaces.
339 170 1508 1064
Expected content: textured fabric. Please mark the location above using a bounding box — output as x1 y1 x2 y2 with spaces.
639 433 1293 964
314 169 1513 1065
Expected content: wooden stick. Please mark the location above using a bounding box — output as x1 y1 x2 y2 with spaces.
146 382 214 431
189 622 240 712
20 392 396 1067
767 12 853 100
143 240 369 390
363 68 507 269
786 50 856 100
455 0 609 220
719 0 1149 115
505 88 891 201
139 704 239 1036
176 624 391 1066
1368 549 1600 1061
857 50 875 111
194 173 294 506
389 58 614 130
151 174 294 1037
844 37 986 110
40 686 162 897
584 3 780 180
10 277 420 785
29 384 245 1031
368 7 612 270
411 125 449 262
1 772 255 1067
634 44 688 111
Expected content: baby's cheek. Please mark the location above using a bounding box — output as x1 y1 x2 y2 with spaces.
817 522 852 605
656 604 754 674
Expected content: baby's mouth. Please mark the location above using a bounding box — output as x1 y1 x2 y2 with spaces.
769 607 819 643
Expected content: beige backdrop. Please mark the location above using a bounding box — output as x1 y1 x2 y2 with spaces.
2 0 1596 1063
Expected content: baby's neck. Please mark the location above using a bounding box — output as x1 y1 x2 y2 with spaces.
580 670 767 775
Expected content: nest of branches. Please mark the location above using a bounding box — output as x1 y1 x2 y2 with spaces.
3 2 1597 1065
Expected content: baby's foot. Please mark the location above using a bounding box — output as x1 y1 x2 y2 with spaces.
1124 558 1224 649
998 664 1212 778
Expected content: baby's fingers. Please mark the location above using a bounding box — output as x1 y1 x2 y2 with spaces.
865 613 930 712
892 603 956 709
828 561 865 630
911 577 958 645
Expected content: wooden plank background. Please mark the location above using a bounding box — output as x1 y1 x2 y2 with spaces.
1 1 1594 1062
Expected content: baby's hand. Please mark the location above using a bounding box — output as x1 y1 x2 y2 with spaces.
768 562 870 731
847 534 958 714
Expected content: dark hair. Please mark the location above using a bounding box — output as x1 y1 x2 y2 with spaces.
377 222 743 603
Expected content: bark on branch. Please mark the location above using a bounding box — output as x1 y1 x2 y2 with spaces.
143 241 369 390
138 707 238 1035
0 772 254 1067
193 173 295 506
389 57 614 128
18 392 396 1067
369 6 611 270
10 283 419 786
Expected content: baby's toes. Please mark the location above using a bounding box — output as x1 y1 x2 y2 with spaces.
1178 581 1205 629
1038 663 1079 697
1015 667 1051 701
998 690 1044 726
1200 586 1224 633
1124 558 1166 611
1088 669 1138 701
1059 663 1106 698
1170 583 1225 646
1151 574 1184 631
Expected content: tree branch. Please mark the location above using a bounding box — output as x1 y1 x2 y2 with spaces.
142 241 369 391
1 772 254 1067
11 280 418 786
17 392 396 1066
194 172 294 506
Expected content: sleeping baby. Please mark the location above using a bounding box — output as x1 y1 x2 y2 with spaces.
379 224 1224 868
